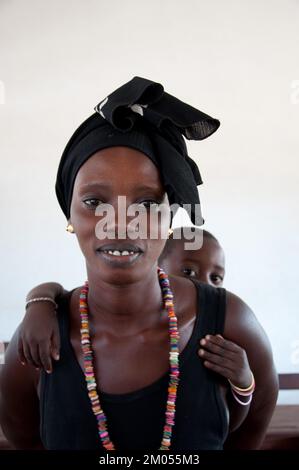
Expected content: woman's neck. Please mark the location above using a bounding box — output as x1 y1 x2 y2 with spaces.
86 264 165 334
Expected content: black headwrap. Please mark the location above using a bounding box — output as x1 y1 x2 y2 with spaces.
55 76 220 225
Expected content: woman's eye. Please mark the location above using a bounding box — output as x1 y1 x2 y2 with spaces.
83 198 103 208
138 200 160 209
211 274 223 284
182 268 197 278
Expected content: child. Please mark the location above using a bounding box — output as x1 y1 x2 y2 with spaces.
160 227 225 287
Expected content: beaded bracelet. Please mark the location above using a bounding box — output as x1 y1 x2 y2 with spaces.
25 297 58 310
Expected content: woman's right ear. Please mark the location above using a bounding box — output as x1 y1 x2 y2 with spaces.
66 222 75 234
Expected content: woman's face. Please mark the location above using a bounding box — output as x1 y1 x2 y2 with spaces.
70 146 170 284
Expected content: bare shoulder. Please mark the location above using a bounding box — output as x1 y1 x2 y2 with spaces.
224 291 273 358
224 290 278 399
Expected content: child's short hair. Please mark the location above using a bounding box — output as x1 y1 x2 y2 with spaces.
159 227 219 261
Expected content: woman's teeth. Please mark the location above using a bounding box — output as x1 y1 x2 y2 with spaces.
103 250 137 256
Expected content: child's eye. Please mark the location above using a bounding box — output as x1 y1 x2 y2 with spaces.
182 267 197 278
83 198 104 208
211 274 223 285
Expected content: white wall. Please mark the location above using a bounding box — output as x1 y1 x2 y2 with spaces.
0 0 298 403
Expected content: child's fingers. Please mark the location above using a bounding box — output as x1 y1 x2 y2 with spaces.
202 360 233 377
38 341 53 374
201 334 241 354
208 335 241 352
198 348 235 371
199 337 236 359
51 329 60 362
22 341 41 369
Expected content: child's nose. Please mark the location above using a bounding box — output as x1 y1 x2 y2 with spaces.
198 273 212 285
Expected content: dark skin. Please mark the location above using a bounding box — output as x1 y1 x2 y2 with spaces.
0 147 278 449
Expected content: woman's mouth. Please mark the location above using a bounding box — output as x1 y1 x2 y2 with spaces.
96 245 144 267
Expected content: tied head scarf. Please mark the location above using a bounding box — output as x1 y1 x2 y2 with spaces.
55 76 220 225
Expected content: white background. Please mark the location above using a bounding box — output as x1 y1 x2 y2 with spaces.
0 0 298 403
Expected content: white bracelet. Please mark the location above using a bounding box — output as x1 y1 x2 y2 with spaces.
231 389 253 406
25 297 58 310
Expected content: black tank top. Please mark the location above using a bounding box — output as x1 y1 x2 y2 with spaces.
40 279 228 451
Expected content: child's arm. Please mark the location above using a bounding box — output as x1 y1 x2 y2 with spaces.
18 283 66 373
25 282 67 303
198 334 253 431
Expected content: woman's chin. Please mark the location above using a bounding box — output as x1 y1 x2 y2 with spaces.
87 252 148 284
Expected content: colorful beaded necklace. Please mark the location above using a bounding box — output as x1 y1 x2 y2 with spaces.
79 266 180 451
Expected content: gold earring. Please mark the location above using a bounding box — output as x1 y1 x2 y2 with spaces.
66 224 75 234
168 228 173 237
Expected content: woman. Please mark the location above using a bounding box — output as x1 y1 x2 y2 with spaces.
19 227 276 449
0 77 278 451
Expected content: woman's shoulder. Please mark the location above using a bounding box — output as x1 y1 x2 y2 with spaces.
224 290 275 373
224 290 261 339
56 286 78 302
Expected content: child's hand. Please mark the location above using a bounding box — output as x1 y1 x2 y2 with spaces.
198 334 252 389
18 302 60 373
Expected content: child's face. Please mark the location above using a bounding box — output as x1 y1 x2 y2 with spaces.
160 236 225 287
